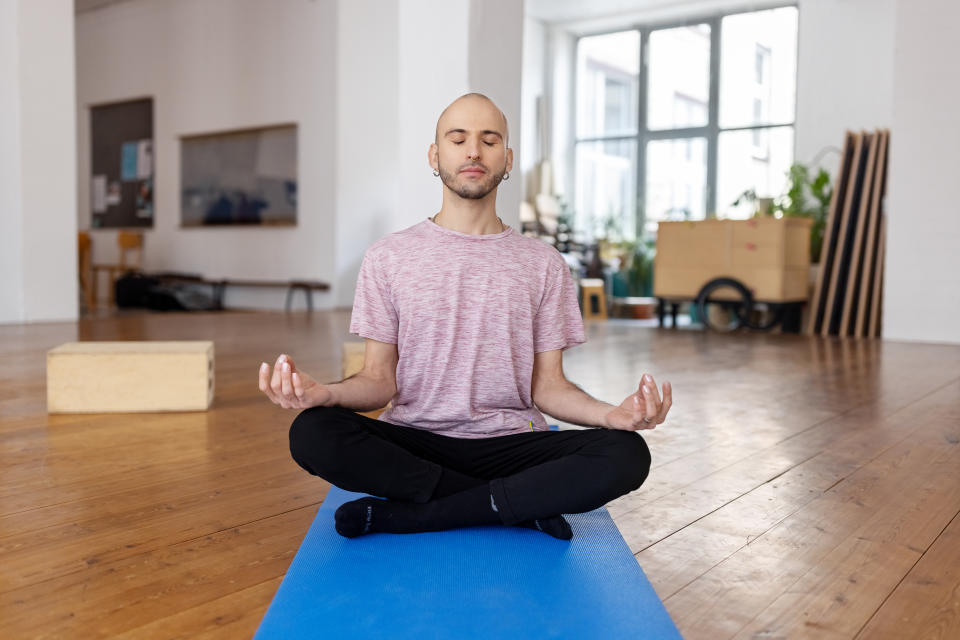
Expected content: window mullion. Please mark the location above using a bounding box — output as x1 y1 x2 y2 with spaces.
636 27 649 240
706 15 721 218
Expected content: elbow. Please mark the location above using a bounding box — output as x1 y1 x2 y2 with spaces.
373 372 397 406
531 381 554 413
383 379 398 405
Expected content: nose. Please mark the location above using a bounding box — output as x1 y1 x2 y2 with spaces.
465 139 481 161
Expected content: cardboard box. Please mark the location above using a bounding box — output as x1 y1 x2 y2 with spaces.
47 341 214 413
654 218 812 302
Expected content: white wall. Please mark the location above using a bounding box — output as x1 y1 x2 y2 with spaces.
396 0 471 235
76 0 337 310
883 0 960 345
0 0 25 321
334 0 400 307
0 0 77 324
334 0 522 307
548 26 577 201
521 17 546 203
76 0 524 311
469 0 524 228
794 0 896 172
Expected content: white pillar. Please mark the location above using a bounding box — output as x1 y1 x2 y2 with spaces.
469 0 524 229
334 0 524 308
0 0 78 324
884 0 960 344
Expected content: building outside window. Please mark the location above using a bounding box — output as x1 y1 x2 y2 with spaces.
574 5 798 240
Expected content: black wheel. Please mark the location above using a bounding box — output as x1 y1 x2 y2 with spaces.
743 302 786 331
695 278 753 332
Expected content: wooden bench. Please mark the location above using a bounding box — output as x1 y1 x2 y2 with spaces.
153 273 330 312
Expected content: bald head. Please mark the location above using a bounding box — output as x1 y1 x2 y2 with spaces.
435 93 509 147
429 92 514 201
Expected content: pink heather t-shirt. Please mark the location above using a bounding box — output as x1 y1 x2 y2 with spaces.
349 218 585 439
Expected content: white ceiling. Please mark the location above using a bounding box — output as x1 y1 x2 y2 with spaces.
524 0 784 30
525 0 702 24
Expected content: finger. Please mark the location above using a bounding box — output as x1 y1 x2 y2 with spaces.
631 392 643 422
632 386 648 429
644 373 663 405
643 381 659 423
259 362 280 403
658 381 673 423
633 380 646 412
280 361 294 398
292 372 305 399
258 362 270 392
270 354 285 393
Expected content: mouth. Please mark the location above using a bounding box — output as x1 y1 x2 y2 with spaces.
459 166 487 177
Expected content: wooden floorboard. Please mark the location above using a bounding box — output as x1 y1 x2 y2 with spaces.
855 509 960 640
1 310 958 638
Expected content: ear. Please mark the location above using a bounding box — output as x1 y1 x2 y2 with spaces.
428 143 439 172
505 147 514 174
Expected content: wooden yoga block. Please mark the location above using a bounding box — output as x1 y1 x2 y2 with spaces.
47 341 214 413
580 278 608 321
341 341 388 419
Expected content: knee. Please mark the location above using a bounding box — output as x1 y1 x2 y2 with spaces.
288 406 348 476
600 430 652 493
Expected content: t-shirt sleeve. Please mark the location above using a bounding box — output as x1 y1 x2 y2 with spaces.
533 260 586 353
348 248 399 344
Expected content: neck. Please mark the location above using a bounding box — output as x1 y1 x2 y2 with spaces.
433 188 505 235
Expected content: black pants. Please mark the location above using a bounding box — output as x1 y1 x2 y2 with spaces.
289 406 651 525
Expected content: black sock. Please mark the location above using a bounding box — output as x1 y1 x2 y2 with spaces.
334 484 574 540
515 515 573 540
335 484 499 538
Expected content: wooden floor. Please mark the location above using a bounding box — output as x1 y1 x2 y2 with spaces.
2 310 959 639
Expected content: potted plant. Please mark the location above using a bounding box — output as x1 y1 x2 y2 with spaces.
778 163 832 263
610 237 656 318
730 162 833 263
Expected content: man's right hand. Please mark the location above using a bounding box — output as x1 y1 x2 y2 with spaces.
258 354 333 410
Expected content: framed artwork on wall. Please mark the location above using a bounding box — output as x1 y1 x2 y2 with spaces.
180 124 297 227
90 97 154 228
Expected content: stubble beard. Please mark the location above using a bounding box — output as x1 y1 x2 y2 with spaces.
438 162 506 200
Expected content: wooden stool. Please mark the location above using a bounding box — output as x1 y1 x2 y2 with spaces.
92 230 144 308
580 278 608 321
77 232 95 313
342 342 388 419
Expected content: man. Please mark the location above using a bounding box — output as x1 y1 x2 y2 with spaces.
258 93 672 540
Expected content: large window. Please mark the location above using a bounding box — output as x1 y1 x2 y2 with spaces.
574 6 798 239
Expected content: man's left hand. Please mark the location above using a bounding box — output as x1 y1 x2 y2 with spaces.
604 373 672 431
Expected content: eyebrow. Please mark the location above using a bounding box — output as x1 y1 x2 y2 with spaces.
444 128 504 140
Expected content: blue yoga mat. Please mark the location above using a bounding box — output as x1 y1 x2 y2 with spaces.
256 486 681 639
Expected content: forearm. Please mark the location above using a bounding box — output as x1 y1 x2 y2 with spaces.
533 379 615 429
326 371 396 411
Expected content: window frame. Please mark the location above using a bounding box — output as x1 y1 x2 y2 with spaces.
573 3 799 239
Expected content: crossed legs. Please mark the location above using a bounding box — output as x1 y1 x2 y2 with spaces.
288 406 651 539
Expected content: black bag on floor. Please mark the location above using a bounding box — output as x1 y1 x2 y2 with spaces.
115 272 219 312
115 272 160 308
